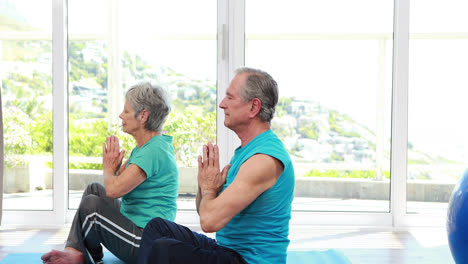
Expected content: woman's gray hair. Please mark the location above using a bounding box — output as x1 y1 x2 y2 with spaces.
235 67 278 123
125 81 171 131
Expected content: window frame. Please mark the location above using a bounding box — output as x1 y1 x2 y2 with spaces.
1 0 447 228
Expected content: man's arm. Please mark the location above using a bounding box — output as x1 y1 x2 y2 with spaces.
196 187 202 214
196 168 228 214
103 135 146 198
197 143 283 233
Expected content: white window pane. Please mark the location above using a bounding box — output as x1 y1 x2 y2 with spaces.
68 0 217 210
0 0 53 210
408 0 468 214
246 0 393 212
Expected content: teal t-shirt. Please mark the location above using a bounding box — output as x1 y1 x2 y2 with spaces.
216 130 295 264
120 135 179 228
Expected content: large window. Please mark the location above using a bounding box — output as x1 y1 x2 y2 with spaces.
246 0 394 212
1 0 465 226
407 0 468 214
0 0 53 210
67 0 217 209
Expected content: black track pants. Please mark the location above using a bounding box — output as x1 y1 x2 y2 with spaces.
66 182 143 264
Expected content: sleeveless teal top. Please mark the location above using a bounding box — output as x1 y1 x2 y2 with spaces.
216 130 295 264
120 135 179 228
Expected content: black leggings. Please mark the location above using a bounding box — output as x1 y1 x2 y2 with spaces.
138 217 246 264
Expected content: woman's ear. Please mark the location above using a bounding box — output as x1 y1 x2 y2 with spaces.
139 109 149 124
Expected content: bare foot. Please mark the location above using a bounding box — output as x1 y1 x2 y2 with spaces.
41 247 85 264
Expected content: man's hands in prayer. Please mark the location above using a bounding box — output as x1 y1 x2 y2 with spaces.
197 143 230 197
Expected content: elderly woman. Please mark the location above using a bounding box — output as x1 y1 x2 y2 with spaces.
41 82 179 264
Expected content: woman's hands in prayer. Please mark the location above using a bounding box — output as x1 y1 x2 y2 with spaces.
103 135 126 176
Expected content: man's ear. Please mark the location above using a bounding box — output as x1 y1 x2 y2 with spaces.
249 98 262 118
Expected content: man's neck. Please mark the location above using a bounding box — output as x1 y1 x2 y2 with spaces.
236 121 270 147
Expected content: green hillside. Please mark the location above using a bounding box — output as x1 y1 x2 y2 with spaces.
0 15 49 61
0 14 37 31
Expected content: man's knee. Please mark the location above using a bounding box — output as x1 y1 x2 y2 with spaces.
146 217 165 228
150 238 173 253
139 237 173 264
143 217 165 238
146 238 176 263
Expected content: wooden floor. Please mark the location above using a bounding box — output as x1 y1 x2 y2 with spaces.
288 226 454 264
0 225 454 264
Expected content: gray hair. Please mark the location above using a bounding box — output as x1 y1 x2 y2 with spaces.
235 67 278 123
125 81 170 131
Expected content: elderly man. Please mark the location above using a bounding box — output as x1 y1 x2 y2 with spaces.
139 67 295 264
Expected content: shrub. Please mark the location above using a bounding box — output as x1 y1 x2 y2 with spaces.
4 106 33 167
304 169 390 179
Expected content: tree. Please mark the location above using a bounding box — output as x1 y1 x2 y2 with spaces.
164 106 216 167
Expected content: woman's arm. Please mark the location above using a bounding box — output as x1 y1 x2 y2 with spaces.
117 160 129 176
104 164 146 198
103 135 146 198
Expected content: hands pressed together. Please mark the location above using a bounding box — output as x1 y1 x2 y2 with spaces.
103 135 126 175
198 143 230 197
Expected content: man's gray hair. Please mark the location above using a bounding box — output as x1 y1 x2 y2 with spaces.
235 67 278 123
125 81 170 131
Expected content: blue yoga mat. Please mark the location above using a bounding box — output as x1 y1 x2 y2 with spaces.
287 249 352 264
1 249 351 264
0 252 124 264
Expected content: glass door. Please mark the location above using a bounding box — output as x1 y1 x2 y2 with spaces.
67 0 217 210
407 0 468 214
0 0 53 210
245 0 394 212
